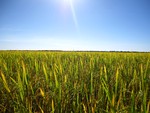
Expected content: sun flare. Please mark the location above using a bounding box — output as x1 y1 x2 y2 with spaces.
63 0 79 31
63 0 73 4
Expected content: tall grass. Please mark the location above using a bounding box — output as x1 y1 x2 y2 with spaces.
0 51 150 112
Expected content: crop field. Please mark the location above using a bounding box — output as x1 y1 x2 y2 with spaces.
0 51 150 113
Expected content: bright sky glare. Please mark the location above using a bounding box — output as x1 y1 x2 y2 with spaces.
0 0 150 51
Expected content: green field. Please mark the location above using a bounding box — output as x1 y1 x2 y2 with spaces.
0 51 150 113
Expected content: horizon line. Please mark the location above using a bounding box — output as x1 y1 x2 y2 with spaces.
0 49 149 53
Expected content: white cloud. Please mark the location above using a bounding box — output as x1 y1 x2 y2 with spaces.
0 35 90 50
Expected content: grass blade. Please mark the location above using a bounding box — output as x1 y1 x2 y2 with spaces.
1 71 10 93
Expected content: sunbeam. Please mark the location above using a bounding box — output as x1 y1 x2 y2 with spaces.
69 0 79 31
63 0 79 32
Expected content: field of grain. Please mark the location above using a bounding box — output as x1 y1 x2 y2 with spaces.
0 51 150 113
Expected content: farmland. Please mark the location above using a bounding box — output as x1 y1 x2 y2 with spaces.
0 51 150 113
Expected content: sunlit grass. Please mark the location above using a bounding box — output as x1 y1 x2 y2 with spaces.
0 51 150 112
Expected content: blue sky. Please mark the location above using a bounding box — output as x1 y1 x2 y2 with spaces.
0 0 150 51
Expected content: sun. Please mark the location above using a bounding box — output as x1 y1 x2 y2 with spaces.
63 0 73 4
62 0 74 7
